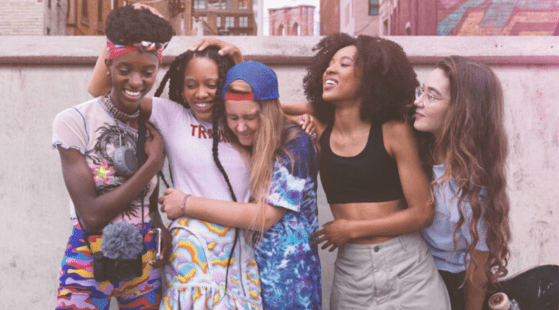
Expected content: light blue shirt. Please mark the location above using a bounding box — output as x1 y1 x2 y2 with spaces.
421 164 489 273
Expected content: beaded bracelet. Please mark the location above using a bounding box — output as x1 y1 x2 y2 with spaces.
181 194 191 215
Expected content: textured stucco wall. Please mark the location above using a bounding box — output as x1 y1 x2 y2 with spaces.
0 36 557 309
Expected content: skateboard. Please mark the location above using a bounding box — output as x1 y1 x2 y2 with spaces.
481 264 558 310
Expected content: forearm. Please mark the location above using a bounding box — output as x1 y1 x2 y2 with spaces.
185 197 282 231
72 157 163 231
88 47 112 97
347 207 434 239
281 101 313 115
464 251 489 310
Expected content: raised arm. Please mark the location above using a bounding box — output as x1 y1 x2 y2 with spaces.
189 37 244 64
88 3 164 97
312 121 434 250
159 188 287 232
58 123 165 232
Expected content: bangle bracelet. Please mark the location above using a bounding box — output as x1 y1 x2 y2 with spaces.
181 194 191 215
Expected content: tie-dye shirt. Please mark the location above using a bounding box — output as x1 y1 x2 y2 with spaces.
257 130 322 310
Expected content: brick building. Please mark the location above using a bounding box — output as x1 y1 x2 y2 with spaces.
388 0 559 36
322 0 559 36
0 0 43 35
192 0 256 36
43 0 193 36
43 0 255 37
269 5 315 36
320 0 340 35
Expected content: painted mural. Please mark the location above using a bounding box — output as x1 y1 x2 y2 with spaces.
438 0 559 35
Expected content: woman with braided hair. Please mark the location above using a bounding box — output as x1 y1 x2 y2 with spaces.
284 33 451 309
90 38 261 308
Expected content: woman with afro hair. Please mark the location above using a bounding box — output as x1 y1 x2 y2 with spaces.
284 33 451 309
89 26 262 309
53 5 173 309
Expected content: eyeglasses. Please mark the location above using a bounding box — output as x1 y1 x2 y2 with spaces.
415 85 445 106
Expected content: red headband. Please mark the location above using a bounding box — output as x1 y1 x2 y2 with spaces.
224 93 255 101
106 38 168 62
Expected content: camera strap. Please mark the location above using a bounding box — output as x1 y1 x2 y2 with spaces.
75 118 150 254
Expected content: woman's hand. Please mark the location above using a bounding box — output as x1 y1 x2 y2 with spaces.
189 38 243 63
159 188 189 220
299 114 316 137
310 219 352 252
147 226 172 268
144 122 165 169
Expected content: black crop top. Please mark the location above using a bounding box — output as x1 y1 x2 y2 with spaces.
318 123 404 204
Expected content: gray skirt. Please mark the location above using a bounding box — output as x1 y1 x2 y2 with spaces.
330 232 451 310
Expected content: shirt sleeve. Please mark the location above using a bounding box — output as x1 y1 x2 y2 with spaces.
266 132 316 213
52 107 88 154
459 196 489 251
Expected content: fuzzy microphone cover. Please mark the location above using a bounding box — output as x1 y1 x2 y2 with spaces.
101 221 143 259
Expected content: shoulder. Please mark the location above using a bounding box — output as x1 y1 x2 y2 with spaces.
381 120 417 156
53 98 99 126
285 129 315 158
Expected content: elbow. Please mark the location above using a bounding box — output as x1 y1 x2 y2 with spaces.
418 208 435 229
79 213 105 233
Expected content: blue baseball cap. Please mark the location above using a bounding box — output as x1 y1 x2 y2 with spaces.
222 61 279 101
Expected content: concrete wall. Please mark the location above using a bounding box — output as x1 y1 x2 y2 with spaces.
0 36 558 309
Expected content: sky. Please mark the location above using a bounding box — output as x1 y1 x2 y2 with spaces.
261 0 320 35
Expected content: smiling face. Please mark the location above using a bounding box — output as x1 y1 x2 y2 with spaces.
225 99 261 147
322 45 363 105
105 50 159 113
413 68 451 138
182 57 220 122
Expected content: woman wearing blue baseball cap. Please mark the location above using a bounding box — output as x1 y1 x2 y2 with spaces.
159 61 323 310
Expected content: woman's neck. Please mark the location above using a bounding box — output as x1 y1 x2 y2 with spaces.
332 102 368 135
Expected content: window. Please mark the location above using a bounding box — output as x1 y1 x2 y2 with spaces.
238 0 248 9
208 0 226 10
369 0 379 16
82 0 88 17
194 0 205 11
239 16 248 27
225 16 234 28
217 16 221 28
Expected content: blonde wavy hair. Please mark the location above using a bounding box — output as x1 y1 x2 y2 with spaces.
224 80 300 231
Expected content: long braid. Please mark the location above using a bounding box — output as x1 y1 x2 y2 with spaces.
158 47 238 289
208 51 237 289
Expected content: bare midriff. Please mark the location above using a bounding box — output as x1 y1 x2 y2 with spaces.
330 198 406 244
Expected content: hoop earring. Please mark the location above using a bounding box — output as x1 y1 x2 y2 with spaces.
182 91 187 103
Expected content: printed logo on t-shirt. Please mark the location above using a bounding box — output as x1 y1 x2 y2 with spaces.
190 124 228 142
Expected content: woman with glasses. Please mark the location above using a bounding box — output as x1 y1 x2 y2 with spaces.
284 33 451 309
410 56 511 310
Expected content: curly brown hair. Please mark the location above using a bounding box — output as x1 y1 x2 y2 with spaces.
303 33 418 125
408 56 511 290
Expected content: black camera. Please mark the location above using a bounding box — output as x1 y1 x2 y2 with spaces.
92 252 143 282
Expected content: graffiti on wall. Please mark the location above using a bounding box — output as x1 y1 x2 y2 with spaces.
438 0 559 35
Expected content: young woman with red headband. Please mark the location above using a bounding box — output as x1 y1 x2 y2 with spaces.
52 5 173 309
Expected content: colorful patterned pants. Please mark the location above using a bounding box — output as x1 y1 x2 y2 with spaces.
56 221 161 310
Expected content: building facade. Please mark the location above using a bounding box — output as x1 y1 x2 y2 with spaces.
387 0 559 36
324 0 559 36
320 0 340 35
192 0 256 36
43 0 256 37
0 0 43 35
269 5 315 36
